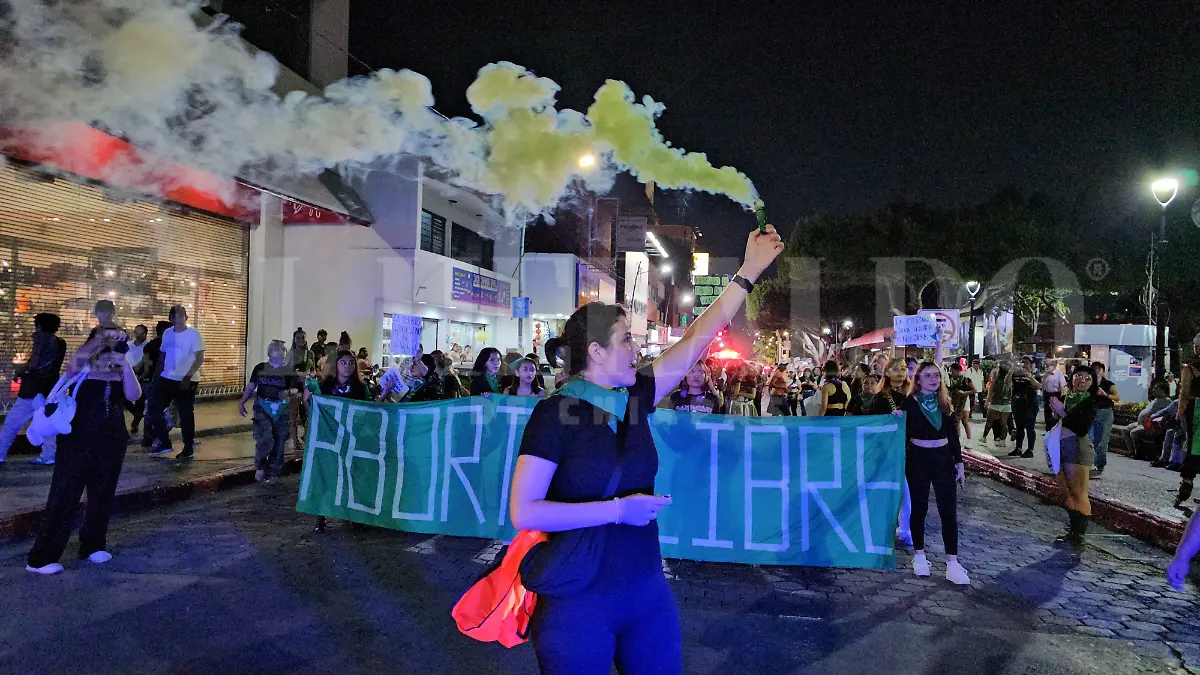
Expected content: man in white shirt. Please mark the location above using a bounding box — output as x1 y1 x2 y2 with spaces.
965 358 984 418
149 305 205 459
1041 359 1068 428
125 324 149 435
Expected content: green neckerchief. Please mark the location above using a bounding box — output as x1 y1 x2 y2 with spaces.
557 377 628 431
485 372 500 392
1065 391 1089 412
916 392 942 429
950 376 969 391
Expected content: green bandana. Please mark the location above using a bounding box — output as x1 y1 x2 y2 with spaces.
485 372 500 393
1065 392 1088 412
557 378 629 431
916 393 942 429
256 398 288 419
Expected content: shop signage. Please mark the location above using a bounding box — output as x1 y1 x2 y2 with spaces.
615 216 648 252
694 275 730 310
451 268 512 310
281 198 350 225
298 395 905 569
389 314 422 357
512 296 530 319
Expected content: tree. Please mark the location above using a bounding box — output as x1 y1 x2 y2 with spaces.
1010 286 1072 344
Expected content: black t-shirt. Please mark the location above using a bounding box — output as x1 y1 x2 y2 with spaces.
318 377 370 400
1062 394 1099 437
1011 372 1040 411
141 337 163 379
518 368 661 591
869 389 906 415
1094 378 1116 410
250 362 302 401
310 341 328 367
667 389 721 414
18 335 66 399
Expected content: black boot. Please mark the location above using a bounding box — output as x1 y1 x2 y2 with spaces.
1056 510 1083 547
1175 479 1194 510
1073 513 1090 549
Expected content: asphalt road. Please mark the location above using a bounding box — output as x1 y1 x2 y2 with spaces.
0 473 1196 674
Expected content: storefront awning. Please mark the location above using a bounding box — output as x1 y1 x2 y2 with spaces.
240 168 373 226
1 122 372 225
844 327 894 350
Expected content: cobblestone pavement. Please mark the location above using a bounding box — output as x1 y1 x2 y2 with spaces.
0 474 1196 674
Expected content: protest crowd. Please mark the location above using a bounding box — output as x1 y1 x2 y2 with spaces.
2 226 1197 675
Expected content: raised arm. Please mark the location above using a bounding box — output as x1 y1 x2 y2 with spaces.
651 225 783 403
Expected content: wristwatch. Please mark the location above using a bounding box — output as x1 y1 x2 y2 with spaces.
730 274 755 293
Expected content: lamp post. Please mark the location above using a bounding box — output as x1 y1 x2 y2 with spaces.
1150 178 1178 379
966 280 981 364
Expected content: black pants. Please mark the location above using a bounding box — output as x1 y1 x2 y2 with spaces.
28 436 126 567
531 575 682 675
124 381 147 430
253 404 290 478
906 445 958 555
150 377 196 450
1013 408 1038 451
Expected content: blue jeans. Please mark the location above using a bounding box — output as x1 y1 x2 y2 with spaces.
1089 408 1114 470
0 396 57 462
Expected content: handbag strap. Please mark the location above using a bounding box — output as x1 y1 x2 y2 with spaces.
44 366 89 404
602 402 633 500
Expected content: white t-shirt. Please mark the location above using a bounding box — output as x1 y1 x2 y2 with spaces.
126 340 146 367
966 367 984 389
161 326 205 381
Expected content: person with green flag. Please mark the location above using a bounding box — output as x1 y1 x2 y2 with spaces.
1050 364 1101 550
508 224 783 674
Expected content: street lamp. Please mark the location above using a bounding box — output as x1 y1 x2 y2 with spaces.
1150 177 1179 379
660 264 673 275
842 319 853 330
966 280 981 364
822 326 832 335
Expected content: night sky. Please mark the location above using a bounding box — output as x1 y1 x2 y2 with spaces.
350 1 1200 260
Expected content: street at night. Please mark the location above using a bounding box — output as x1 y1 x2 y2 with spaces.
3 1 1200 673
0 463 1195 674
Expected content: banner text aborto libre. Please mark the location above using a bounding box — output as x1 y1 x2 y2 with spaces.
296 394 906 569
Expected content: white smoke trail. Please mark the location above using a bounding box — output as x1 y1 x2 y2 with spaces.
0 0 757 218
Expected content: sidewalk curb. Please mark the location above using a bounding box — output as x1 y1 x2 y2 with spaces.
6 422 254 457
0 456 301 543
963 451 1185 552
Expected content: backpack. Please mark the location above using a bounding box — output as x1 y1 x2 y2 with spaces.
451 529 547 648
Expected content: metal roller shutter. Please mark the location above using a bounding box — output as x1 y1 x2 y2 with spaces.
0 162 249 407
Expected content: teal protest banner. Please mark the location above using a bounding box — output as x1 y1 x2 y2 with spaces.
296 394 906 569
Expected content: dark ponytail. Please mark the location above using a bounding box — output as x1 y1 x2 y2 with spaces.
339 331 351 348
552 303 627 377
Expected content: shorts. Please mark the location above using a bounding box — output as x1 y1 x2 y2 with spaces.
1061 432 1095 467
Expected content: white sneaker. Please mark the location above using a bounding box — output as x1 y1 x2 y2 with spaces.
946 560 971 585
912 555 931 577
26 563 63 575
896 528 913 547
996 439 1007 448
87 551 112 564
